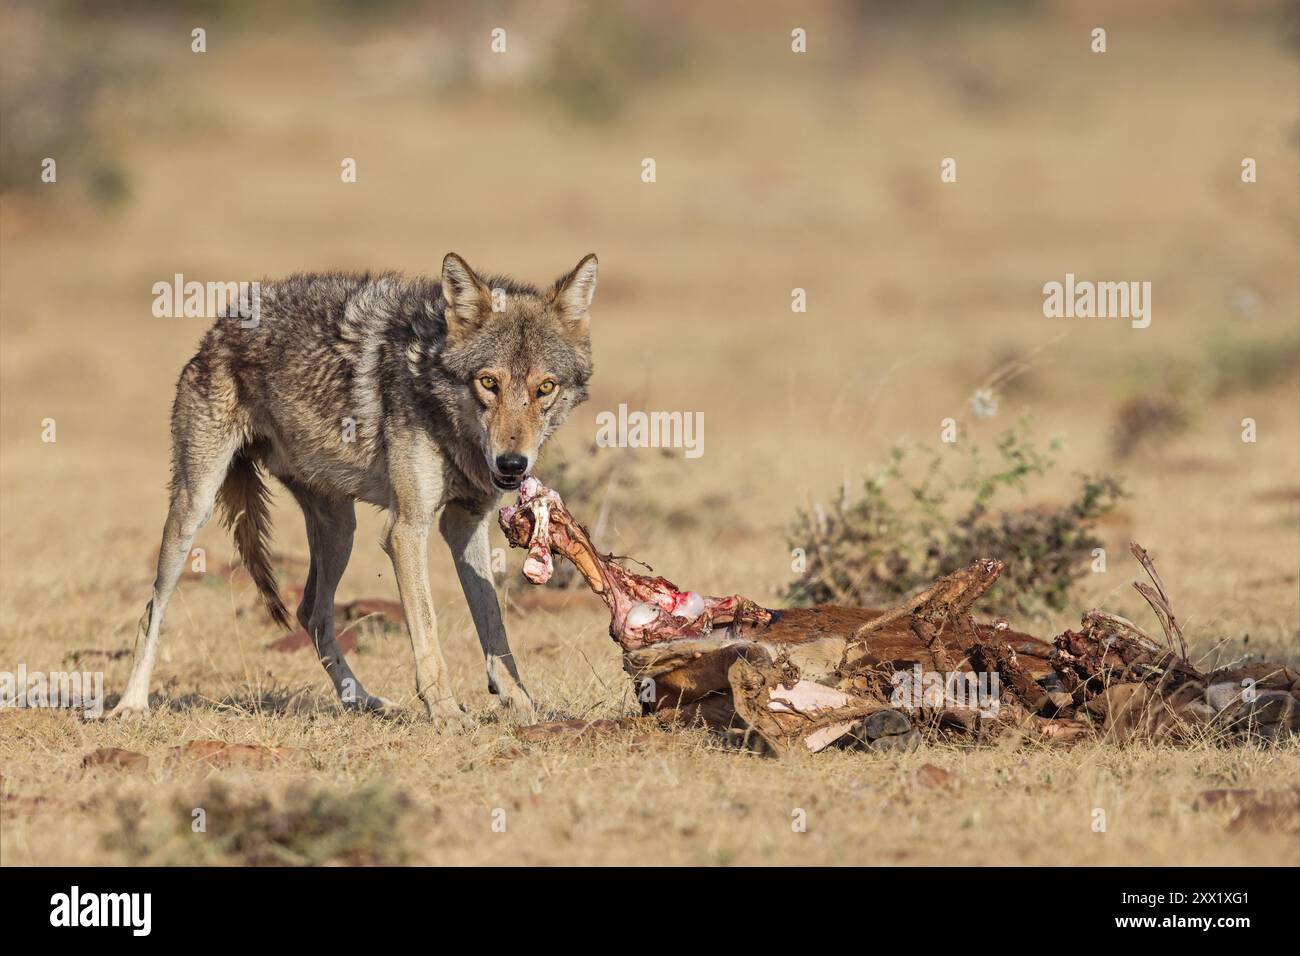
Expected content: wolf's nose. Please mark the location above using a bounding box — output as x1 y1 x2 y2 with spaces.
496 454 528 477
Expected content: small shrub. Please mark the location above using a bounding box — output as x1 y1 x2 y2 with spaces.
1110 329 1298 459
104 779 411 866
784 420 1124 620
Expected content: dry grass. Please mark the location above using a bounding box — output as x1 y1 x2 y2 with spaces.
1 2 1298 866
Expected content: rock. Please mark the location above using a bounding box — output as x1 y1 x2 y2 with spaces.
915 762 958 788
862 709 913 739
868 730 921 753
82 747 148 772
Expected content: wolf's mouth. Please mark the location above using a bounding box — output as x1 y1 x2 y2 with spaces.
492 473 525 491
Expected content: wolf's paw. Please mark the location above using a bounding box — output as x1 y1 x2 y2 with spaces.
492 685 536 724
364 695 407 720
486 663 536 723
98 700 151 721
426 697 476 734
343 694 405 720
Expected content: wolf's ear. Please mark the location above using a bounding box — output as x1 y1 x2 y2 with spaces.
441 252 491 339
550 253 599 326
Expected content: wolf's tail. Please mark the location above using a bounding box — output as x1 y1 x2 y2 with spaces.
217 446 291 629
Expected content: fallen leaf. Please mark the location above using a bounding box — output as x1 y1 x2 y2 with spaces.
82 747 148 772
915 763 958 789
168 739 306 769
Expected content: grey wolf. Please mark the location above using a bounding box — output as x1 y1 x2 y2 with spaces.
107 253 598 728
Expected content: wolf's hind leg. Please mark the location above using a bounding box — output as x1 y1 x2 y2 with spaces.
287 484 318 633
110 430 241 717
293 489 397 716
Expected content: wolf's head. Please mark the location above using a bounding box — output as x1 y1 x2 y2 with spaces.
435 252 597 492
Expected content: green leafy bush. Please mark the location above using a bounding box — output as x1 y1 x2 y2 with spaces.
784 420 1123 619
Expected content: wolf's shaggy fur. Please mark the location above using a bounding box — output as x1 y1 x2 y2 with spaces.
109 254 599 727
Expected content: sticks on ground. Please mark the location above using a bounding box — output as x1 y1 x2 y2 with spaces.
1129 542 1188 660
500 480 1298 754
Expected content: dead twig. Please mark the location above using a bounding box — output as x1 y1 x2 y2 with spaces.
1129 542 1188 660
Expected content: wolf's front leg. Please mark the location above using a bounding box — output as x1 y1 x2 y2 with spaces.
383 513 475 732
440 503 536 722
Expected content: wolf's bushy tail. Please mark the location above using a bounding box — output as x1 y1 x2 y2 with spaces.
217 447 291 629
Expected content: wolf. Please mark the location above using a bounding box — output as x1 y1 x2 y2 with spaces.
107 253 598 728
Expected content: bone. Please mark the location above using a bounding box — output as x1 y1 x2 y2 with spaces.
499 478 773 651
500 480 1300 754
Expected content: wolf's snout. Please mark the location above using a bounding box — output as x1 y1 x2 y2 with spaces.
495 454 529 478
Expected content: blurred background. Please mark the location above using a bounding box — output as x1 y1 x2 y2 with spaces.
2 0 1297 662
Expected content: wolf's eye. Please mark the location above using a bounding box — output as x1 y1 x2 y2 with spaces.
478 375 497 392
537 380 556 397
